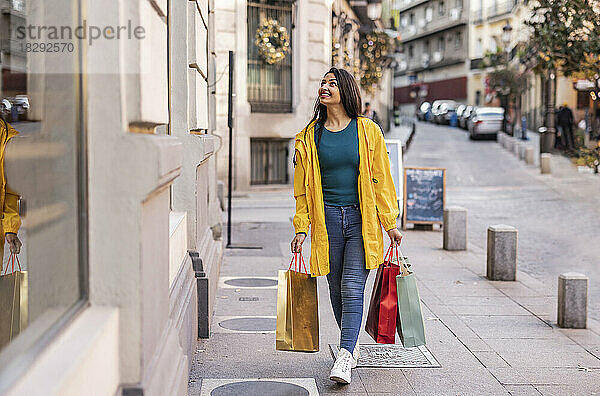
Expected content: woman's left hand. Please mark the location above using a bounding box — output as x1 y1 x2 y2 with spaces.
386 228 403 246
5 233 21 254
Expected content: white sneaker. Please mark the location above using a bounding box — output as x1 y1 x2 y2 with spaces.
330 348 353 384
352 341 360 368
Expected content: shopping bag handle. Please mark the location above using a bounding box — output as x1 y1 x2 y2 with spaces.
383 244 410 275
393 245 410 276
289 252 309 274
3 253 21 275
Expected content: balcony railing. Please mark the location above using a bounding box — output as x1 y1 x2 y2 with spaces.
487 0 516 19
470 58 484 69
400 8 467 41
402 52 466 72
395 0 430 12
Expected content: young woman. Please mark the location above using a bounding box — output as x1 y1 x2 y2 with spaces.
290 68 402 384
0 116 22 265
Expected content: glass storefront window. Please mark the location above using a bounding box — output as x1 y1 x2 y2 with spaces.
0 0 86 382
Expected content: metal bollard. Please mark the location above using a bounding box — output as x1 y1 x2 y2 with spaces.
487 225 517 281
541 153 552 174
558 273 588 329
443 206 467 251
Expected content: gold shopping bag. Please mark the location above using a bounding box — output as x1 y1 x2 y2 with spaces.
0 254 28 349
276 253 319 352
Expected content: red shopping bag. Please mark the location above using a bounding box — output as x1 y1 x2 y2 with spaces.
365 245 401 344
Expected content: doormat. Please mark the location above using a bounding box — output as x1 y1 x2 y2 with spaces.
329 343 441 368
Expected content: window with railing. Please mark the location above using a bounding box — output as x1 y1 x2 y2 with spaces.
247 0 293 113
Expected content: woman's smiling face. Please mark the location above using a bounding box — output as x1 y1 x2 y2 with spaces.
318 73 341 105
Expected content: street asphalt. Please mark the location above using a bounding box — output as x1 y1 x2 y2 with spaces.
403 121 600 320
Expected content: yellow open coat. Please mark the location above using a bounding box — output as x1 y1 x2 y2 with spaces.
293 117 399 277
0 121 21 245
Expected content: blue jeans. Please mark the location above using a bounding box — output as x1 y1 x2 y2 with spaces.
324 204 370 353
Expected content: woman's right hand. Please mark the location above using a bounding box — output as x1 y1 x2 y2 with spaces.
291 233 306 253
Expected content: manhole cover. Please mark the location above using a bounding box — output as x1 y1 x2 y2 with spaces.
210 381 308 396
329 344 441 368
224 278 277 287
219 317 276 332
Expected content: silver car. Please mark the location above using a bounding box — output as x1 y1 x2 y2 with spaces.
469 107 504 139
431 100 456 124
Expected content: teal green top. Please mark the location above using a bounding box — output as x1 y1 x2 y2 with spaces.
314 118 360 206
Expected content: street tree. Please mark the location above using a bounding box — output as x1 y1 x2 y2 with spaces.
525 0 600 139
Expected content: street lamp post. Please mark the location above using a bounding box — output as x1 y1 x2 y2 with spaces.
500 22 513 135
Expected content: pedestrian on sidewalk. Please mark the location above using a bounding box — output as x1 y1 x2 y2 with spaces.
290 67 403 385
556 103 575 151
363 102 382 129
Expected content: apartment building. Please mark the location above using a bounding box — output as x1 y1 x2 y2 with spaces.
467 0 579 131
394 0 470 112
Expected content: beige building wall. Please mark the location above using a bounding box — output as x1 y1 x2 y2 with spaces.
2 0 220 394
467 0 530 106
214 0 334 191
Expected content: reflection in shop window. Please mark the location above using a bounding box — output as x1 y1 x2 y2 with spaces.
0 0 86 372
11 0 25 13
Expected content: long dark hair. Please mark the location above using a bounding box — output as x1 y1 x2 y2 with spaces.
307 67 362 150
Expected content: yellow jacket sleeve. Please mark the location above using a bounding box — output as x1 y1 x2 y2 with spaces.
292 147 310 234
2 184 21 234
371 125 399 231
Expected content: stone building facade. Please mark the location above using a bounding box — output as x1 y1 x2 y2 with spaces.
394 0 470 113
0 0 222 394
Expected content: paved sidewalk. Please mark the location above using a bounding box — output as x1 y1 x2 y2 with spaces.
189 190 600 395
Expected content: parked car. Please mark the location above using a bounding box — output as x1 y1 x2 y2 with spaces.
456 104 466 119
0 99 11 121
13 95 30 121
438 101 458 125
468 107 504 139
459 105 474 129
431 100 455 124
416 101 431 121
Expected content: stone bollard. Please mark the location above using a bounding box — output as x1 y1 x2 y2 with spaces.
525 147 535 165
487 225 517 281
513 138 523 158
541 153 552 174
443 206 467 251
558 273 588 328
505 137 514 152
498 133 505 146
518 143 527 160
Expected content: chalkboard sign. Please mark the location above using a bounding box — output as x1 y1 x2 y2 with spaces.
403 167 446 229
384 139 403 212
